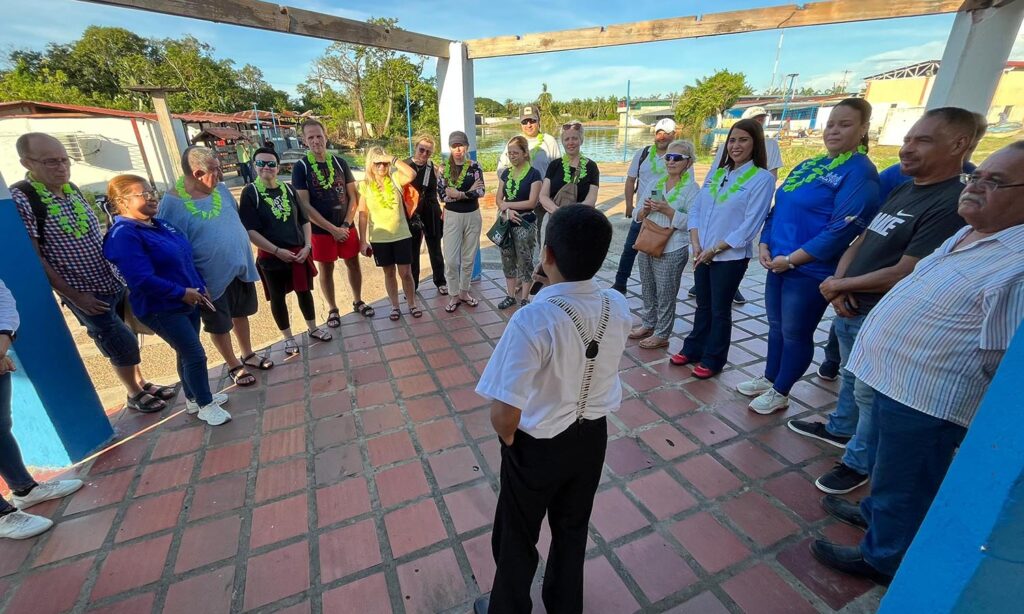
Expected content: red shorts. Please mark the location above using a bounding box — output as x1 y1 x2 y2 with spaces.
311 229 361 262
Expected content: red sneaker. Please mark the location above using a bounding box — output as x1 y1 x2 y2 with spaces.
692 365 717 379
669 353 692 366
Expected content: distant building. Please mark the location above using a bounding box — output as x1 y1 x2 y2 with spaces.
617 98 676 127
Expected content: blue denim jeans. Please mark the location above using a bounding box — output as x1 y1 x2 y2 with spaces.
613 220 643 290
0 372 36 513
138 308 212 407
860 393 966 576
764 270 831 395
683 258 749 371
825 316 870 435
62 287 141 367
824 323 841 365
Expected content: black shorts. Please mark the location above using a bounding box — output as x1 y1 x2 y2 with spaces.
371 238 413 267
200 278 259 334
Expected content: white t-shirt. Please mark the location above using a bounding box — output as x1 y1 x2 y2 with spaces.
476 279 632 439
711 137 783 173
496 133 562 179
647 172 700 254
627 146 667 221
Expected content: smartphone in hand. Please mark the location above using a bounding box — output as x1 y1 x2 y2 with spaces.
198 295 217 312
529 264 548 296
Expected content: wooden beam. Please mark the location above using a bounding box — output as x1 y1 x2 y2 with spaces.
465 0 965 59
79 0 452 58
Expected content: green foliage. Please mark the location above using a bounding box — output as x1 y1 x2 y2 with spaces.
475 97 506 116
675 69 752 148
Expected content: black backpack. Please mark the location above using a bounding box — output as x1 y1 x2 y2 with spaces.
11 179 95 245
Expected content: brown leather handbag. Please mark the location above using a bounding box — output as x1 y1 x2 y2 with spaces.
632 217 674 258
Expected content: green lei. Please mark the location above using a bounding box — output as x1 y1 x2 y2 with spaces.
647 150 664 178
367 178 398 210
782 145 867 193
503 164 530 201
306 150 336 188
562 156 590 184
29 175 90 238
708 164 760 204
175 177 222 220
654 171 692 212
444 157 470 191
253 179 291 222
529 134 547 159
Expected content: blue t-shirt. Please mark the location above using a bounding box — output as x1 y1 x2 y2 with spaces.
763 152 881 281
157 183 259 301
103 217 205 318
878 160 977 202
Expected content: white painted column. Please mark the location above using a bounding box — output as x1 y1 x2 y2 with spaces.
926 4 1024 116
436 42 477 158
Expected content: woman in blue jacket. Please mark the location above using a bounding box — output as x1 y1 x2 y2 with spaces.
737 99 881 414
103 174 231 426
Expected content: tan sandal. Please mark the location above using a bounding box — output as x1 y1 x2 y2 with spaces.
639 336 669 349
629 326 654 340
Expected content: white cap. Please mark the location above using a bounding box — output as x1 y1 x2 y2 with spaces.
742 106 768 120
654 118 677 133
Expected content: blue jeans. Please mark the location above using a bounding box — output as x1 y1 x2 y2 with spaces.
613 220 643 290
62 287 141 368
824 323 841 365
764 270 831 395
138 308 212 407
860 393 966 576
683 258 749 371
0 372 36 513
825 316 871 434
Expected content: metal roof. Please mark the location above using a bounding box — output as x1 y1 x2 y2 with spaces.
0 101 267 125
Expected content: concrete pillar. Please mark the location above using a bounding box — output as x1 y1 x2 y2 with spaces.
0 174 114 467
926 4 1024 116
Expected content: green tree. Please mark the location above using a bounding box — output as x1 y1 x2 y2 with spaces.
475 97 505 116
536 83 556 134
675 69 752 145
0 60 99 106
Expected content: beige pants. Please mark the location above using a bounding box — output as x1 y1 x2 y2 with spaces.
443 209 483 295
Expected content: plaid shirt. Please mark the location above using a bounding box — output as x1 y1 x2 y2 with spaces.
12 186 123 295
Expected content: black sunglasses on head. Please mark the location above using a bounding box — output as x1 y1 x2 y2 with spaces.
562 122 583 131
253 160 278 168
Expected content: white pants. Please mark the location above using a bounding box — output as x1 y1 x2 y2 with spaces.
443 209 482 295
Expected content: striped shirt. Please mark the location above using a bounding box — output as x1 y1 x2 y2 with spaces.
847 224 1024 427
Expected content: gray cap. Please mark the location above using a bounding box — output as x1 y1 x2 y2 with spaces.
448 130 469 146
520 105 540 122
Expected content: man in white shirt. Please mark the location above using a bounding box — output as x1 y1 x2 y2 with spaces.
497 105 562 246
474 205 632 614
612 117 677 294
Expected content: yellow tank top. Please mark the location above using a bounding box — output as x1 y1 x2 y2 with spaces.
361 178 411 243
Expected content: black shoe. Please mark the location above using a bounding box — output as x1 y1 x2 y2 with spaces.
787 420 850 449
817 360 840 381
687 285 697 298
473 594 490 614
733 290 747 304
821 494 868 529
816 462 869 494
611 285 627 296
810 540 892 585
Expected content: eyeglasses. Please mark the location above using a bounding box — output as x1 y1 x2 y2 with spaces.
521 119 538 125
960 173 1024 192
664 153 692 162
28 156 72 168
561 122 583 131
417 146 433 154
253 160 278 168
125 190 160 200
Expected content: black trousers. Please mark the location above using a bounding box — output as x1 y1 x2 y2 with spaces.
489 418 607 614
410 221 446 290
682 258 749 371
261 266 316 330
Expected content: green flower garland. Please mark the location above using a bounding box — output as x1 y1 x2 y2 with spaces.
782 145 867 193
529 134 547 160
367 178 398 210
253 179 292 222
708 165 760 204
444 157 470 191
175 177 222 220
503 164 530 202
654 171 693 212
562 156 590 185
306 150 336 188
29 175 90 238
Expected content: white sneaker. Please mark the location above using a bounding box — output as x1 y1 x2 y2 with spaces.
186 392 229 415
10 479 84 510
197 404 233 426
0 510 53 539
736 376 773 397
749 389 790 415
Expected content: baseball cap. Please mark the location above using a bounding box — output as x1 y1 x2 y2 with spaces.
520 105 540 122
654 118 677 134
448 130 469 147
742 106 768 120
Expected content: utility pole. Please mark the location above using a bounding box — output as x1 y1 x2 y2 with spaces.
127 85 185 175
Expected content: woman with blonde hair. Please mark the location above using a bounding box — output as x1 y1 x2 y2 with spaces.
357 146 421 321
496 135 543 308
539 121 600 223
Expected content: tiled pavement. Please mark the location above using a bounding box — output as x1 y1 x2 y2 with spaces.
0 263 884 614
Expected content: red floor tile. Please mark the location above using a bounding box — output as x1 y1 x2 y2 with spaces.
615 398 661 429
764 472 830 522
319 518 382 582
645 388 701 418
88 592 155 614
251 493 310 549
443 483 497 534
311 369 348 396
116 489 185 543
446 386 488 412
367 430 417 467
207 412 257 446
396 548 468 614
777 538 874 610
255 458 307 502
321 573 393 613
260 426 306 463
620 366 661 392
200 441 253 479
669 512 750 573
723 491 800 546
375 460 431 508
313 413 359 449
675 454 742 499
428 446 483 489
151 427 204 459
722 563 818 614
756 424 826 463
311 390 352 418
164 565 235 614
638 423 698 460
359 404 406 434
0 538 34 578
415 417 465 452
383 340 416 360
91 533 172 599
391 355 429 377
676 412 739 446
356 381 396 408
174 514 242 573
462 532 496 593
664 591 732 614
242 541 311 610
461 408 494 440
385 498 448 557
396 373 438 398
627 470 697 520
88 436 149 475
135 455 194 497
416 335 449 353
314 444 363 485
436 365 476 388
316 477 372 527
405 395 450 422
717 440 786 479
604 437 656 477
268 361 307 383
590 487 649 542
462 341 494 361
582 555 640 613
190 474 247 520
33 508 116 566
352 363 389 385
426 349 461 370
615 533 698 602
7 555 94 614
262 402 305 432
265 381 305 408
64 468 134 515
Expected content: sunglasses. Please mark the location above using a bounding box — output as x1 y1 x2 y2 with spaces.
664 153 692 162
373 161 391 167
561 122 583 131
417 146 433 154
253 160 278 168
521 119 538 125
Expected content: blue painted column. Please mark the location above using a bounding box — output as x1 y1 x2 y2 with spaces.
880 321 1024 613
0 175 113 467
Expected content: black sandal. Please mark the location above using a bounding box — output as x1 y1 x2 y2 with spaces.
284 338 300 356
498 296 516 310
444 300 461 313
409 305 423 318
326 309 342 328
141 382 176 401
463 296 480 308
438 285 449 296
126 391 166 414
228 365 256 387
241 353 274 370
389 308 401 321
353 301 375 318
309 327 333 342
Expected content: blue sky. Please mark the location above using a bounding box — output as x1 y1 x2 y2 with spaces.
4 0 1023 104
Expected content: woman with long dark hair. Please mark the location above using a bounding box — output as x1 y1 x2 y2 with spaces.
737 98 881 414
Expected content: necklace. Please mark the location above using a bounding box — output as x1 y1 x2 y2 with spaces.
529 134 547 159
307 150 336 188
253 179 291 221
444 157 469 191
504 164 530 201
708 165 760 204
175 177 222 220
30 176 90 238
368 178 397 209
562 156 590 184
647 149 665 178
782 146 866 193
655 171 692 211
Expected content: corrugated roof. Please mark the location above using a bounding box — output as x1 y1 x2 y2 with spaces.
0 101 266 125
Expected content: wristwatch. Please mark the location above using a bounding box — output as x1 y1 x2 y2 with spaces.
340 222 352 229
784 255 796 270
0 330 14 342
